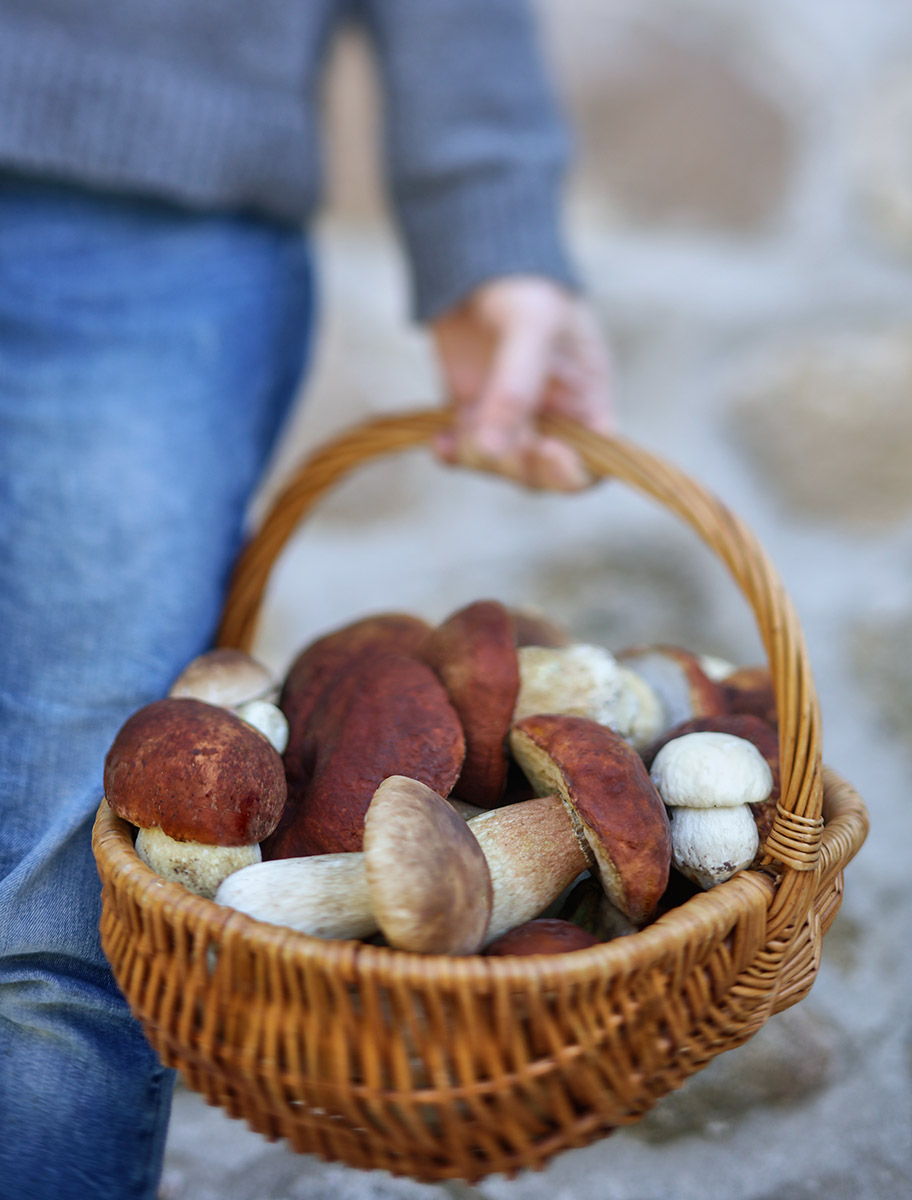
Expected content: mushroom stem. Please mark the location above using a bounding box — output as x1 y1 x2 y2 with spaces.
467 795 588 942
214 853 377 940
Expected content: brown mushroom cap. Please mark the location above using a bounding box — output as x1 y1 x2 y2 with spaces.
279 613 432 799
104 698 286 845
364 776 493 955
484 919 600 956
264 653 465 858
721 665 778 728
510 714 672 924
420 600 520 808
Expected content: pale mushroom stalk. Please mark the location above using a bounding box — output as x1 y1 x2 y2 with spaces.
215 853 377 940
467 796 588 942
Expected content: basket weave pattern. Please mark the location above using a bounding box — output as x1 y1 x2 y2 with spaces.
92 412 868 1181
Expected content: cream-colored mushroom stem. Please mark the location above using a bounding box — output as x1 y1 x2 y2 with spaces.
467 795 589 942
215 793 590 946
214 853 377 940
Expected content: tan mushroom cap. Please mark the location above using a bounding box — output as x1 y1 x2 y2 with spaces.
510 714 672 925
103 697 286 846
364 776 493 955
169 648 276 708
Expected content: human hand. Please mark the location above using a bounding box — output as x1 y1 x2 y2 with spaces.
429 276 615 491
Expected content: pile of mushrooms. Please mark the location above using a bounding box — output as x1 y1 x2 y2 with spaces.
102 600 779 956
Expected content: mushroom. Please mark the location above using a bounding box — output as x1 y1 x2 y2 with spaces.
420 600 520 808
217 776 492 954
643 713 780 849
484 919 600 956
263 651 465 859
721 665 778 727
279 613 432 798
668 805 759 890
512 643 665 751
104 698 286 898
168 647 289 752
649 730 772 890
616 644 727 735
509 715 672 924
364 776 492 954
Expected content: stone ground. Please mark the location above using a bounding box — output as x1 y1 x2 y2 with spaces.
160 2 912 1196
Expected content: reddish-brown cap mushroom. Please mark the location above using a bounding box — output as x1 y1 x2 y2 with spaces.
510 714 672 924
279 613 432 798
485 919 600 956
104 697 286 846
264 653 465 858
420 600 519 808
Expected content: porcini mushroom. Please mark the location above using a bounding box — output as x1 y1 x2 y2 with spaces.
214 853 376 940
169 647 276 707
364 776 492 954
513 643 665 751
467 794 590 942
484 919 600 956
217 776 493 953
168 647 289 752
264 652 465 858
617 644 727 734
509 715 672 924
648 730 771 890
420 600 520 808
104 698 286 898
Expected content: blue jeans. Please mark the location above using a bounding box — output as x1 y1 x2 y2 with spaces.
0 176 314 1199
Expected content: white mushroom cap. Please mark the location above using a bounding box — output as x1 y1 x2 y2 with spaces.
169 648 276 708
214 854 377 940
235 699 289 754
514 644 663 749
135 827 261 900
669 804 759 889
650 731 774 809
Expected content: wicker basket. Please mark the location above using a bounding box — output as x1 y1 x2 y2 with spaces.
92 411 869 1182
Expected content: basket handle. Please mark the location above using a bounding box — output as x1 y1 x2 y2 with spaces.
217 408 823 935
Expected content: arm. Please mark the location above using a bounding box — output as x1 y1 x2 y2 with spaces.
358 0 613 488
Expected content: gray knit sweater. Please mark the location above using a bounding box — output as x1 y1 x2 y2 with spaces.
0 0 575 319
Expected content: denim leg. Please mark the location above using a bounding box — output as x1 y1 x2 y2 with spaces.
0 177 314 1199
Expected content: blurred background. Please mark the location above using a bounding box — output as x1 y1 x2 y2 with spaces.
163 1 912 1196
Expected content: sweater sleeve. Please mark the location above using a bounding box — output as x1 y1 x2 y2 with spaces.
355 0 578 321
